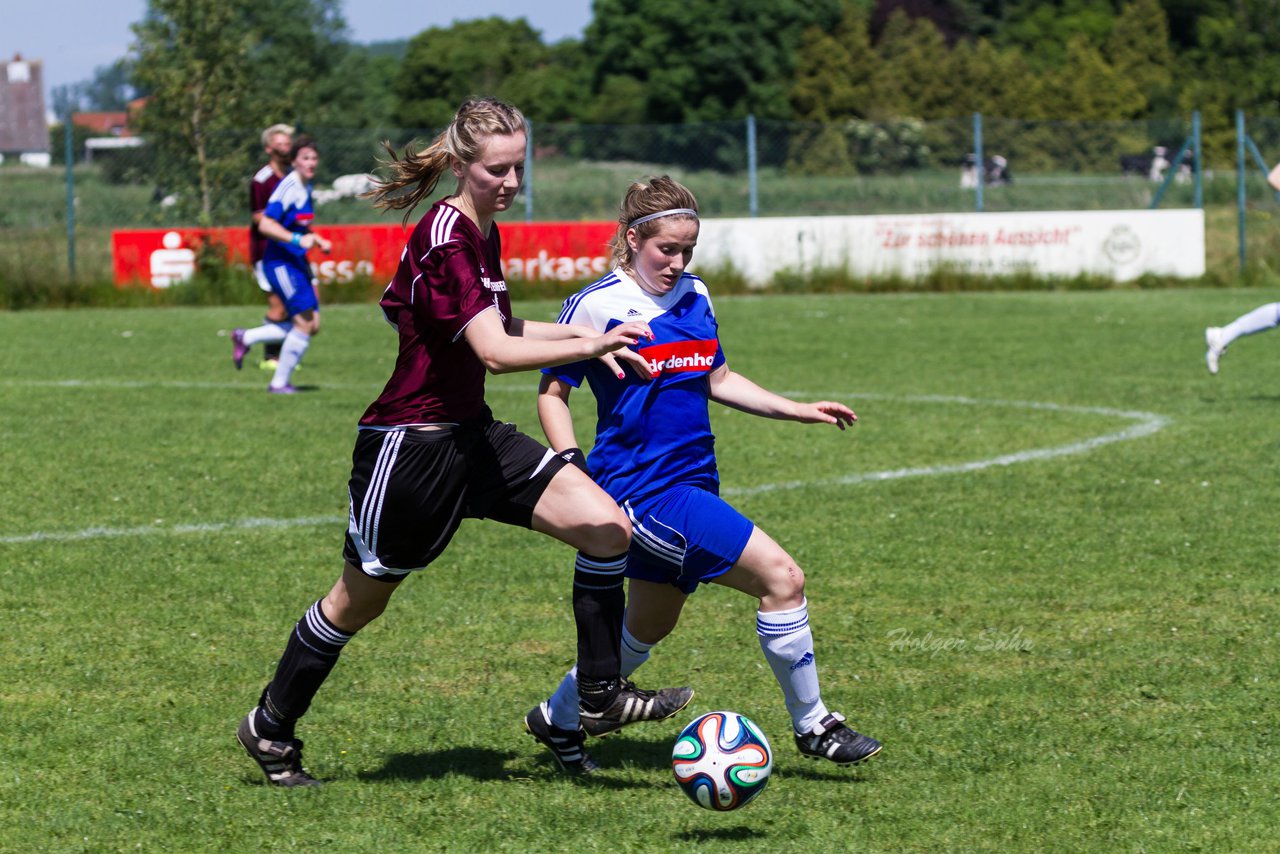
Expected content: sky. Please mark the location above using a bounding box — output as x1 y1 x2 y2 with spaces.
3 0 594 102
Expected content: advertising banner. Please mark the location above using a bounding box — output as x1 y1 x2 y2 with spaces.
112 221 617 288
113 210 1204 289
695 209 1206 283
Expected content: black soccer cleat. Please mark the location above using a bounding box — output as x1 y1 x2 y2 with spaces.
524 701 599 775
794 711 882 765
579 679 694 738
236 710 322 787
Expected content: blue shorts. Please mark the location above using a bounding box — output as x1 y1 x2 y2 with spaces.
263 259 318 317
623 485 755 594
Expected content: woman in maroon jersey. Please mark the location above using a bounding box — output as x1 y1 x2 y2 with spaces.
236 98 692 786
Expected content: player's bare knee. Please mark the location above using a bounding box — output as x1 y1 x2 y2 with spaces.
582 512 630 556
762 558 806 607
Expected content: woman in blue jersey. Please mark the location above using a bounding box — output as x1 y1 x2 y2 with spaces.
232 135 331 393
529 176 882 769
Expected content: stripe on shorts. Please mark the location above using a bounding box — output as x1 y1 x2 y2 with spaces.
625 502 685 567
360 429 404 557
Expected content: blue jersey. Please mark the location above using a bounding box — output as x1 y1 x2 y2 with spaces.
548 268 726 504
262 171 314 267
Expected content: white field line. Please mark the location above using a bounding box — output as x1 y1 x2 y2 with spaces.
0 386 1169 544
724 393 1170 497
0 516 344 544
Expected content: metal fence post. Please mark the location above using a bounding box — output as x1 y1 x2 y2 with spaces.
524 119 534 222
64 113 76 280
746 114 758 218
1237 109 1246 272
973 112 984 213
1192 111 1202 209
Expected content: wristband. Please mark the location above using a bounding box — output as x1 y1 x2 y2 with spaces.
558 447 590 475
290 232 302 247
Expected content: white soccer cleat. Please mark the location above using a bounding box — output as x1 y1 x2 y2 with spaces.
1204 327 1226 375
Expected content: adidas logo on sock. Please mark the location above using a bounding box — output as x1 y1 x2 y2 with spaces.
789 652 815 671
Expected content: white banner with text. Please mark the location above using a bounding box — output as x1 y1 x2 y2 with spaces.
694 209 1204 284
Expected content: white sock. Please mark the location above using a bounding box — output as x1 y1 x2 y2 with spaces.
270 329 310 388
242 322 289 348
619 623 653 678
757 599 829 733
546 624 656 730
548 666 581 730
1222 303 1280 347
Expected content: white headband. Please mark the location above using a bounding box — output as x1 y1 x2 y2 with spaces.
627 208 698 229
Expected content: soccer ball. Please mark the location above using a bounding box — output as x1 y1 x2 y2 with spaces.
671 711 772 811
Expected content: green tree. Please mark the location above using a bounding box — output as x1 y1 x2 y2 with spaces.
240 0 349 125
790 3 875 121
1040 35 1144 120
502 41 593 124
131 0 365 222
1176 8 1280 164
946 38 1042 118
132 0 254 223
583 75 648 125
930 38 1044 169
1105 0 1176 114
583 0 845 122
867 9 954 119
1158 0 1230 51
392 18 550 128
995 0 1117 69
787 3 876 174
1035 35 1146 169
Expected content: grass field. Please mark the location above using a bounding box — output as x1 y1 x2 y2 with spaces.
2 290 1279 852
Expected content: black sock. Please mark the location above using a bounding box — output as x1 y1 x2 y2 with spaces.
263 316 282 360
572 552 626 712
255 600 354 739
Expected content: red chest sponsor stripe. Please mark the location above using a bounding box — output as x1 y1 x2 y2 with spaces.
641 339 717 375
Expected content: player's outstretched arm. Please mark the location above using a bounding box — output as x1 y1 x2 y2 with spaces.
515 318 653 380
465 310 652 375
708 366 856 430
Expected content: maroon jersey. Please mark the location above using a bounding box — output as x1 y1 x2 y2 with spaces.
359 200 512 426
249 163 285 264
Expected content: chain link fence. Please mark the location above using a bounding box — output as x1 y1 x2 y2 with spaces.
6 113 1279 285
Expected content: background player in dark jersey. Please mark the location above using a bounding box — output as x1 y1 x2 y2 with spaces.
232 136 332 393
529 176 882 769
237 99 691 786
248 124 293 369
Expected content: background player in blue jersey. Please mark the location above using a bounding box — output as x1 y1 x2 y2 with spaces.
248 123 294 370
528 176 883 770
232 136 331 393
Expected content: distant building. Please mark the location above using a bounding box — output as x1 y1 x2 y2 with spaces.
0 53 51 166
73 111 130 136
77 97 148 162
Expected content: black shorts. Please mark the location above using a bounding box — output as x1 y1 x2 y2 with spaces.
343 413 568 579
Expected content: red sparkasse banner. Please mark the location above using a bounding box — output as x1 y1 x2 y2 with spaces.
111 221 616 289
